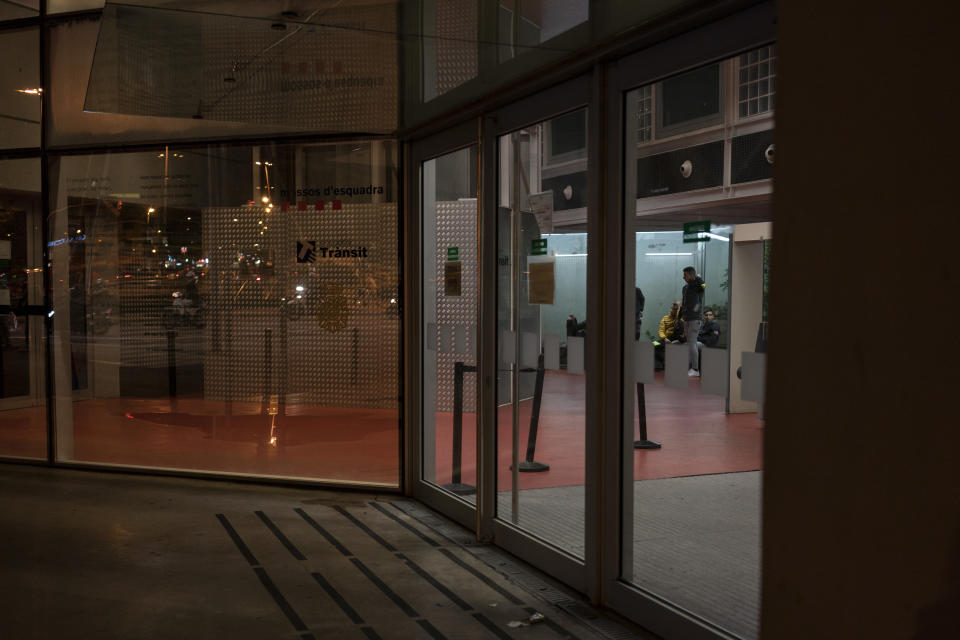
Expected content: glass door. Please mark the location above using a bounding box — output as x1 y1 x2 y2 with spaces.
613 36 775 640
421 146 480 499
409 121 483 529
482 76 593 590
495 111 588 557
0 158 47 459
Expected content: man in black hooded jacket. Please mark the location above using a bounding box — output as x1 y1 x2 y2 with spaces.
680 266 706 376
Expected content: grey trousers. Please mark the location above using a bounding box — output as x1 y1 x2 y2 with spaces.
684 320 702 370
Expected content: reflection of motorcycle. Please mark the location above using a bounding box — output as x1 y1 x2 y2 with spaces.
164 290 203 328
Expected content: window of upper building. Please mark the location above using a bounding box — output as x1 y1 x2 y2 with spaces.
737 44 776 118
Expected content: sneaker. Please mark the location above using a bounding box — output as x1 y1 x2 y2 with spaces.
687 368 700 377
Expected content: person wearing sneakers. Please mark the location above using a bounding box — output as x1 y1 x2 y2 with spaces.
680 266 706 376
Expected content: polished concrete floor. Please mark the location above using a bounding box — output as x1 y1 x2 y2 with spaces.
494 472 761 639
0 464 656 640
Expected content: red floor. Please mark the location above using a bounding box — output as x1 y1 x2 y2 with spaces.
427 370 762 490
1 371 761 488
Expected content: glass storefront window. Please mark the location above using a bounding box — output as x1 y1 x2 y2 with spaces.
48 141 400 485
0 157 46 460
623 51 773 639
0 26 40 150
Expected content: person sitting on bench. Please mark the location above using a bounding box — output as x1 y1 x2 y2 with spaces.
653 302 683 370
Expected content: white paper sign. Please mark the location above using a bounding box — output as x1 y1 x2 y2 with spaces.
566 336 585 374
701 348 729 396
529 191 554 234
438 324 451 353
454 326 466 355
634 341 655 384
665 343 688 389
520 332 539 369
741 351 767 403
501 330 516 364
543 334 561 370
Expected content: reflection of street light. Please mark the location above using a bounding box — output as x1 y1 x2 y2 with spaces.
255 161 274 205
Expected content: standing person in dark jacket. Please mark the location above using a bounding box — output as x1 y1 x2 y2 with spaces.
680 266 706 376
635 287 645 340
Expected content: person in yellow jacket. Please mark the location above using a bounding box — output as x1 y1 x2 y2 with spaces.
657 301 682 344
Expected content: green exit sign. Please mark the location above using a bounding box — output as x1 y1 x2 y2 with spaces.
531 239 548 255
446 247 459 261
683 220 711 243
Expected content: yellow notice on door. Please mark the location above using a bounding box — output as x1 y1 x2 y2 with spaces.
444 261 462 296
528 258 555 305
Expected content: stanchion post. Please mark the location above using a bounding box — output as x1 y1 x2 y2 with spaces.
519 353 549 472
167 330 177 398
634 382 661 449
443 361 477 495
452 361 463 485
262 328 272 415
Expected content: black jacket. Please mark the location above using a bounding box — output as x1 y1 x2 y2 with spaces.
698 319 721 347
635 288 645 339
680 277 705 321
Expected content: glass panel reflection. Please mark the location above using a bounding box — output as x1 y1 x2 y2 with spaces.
499 1 587 62
82 2 398 132
497 109 587 558
49 141 400 484
0 0 38 20
422 0 478 101
0 158 46 460
624 52 772 639
0 26 41 150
